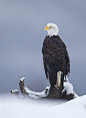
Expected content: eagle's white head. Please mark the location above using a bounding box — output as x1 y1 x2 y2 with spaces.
44 23 59 37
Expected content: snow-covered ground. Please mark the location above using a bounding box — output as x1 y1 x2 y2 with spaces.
0 94 86 118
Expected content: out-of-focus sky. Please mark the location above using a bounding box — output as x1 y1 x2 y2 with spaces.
0 0 86 95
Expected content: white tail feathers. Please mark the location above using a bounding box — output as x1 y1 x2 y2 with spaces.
54 71 62 89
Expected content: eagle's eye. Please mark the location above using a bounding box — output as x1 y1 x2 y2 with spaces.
50 26 52 28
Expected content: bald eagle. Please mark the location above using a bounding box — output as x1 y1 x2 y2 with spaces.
42 23 70 88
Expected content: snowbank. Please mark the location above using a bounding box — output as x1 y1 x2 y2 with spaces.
0 94 86 118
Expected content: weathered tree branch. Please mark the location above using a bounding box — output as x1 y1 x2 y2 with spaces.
11 77 78 100
18 77 77 100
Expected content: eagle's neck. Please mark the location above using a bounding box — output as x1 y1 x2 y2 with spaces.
47 34 58 37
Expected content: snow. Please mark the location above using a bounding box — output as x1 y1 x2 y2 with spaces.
11 89 19 93
62 81 74 95
0 94 86 118
24 86 50 98
20 77 25 81
62 77 78 98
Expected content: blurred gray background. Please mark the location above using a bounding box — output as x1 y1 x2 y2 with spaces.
0 0 86 95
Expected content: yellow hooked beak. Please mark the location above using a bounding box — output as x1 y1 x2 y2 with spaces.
44 26 50 30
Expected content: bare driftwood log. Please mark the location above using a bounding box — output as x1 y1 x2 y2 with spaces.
18 77 76 100
11 77 78 100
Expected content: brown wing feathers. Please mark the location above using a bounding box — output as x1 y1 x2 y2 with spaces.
42 35 70 86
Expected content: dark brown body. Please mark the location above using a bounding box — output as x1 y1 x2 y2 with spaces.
42 35 70 86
